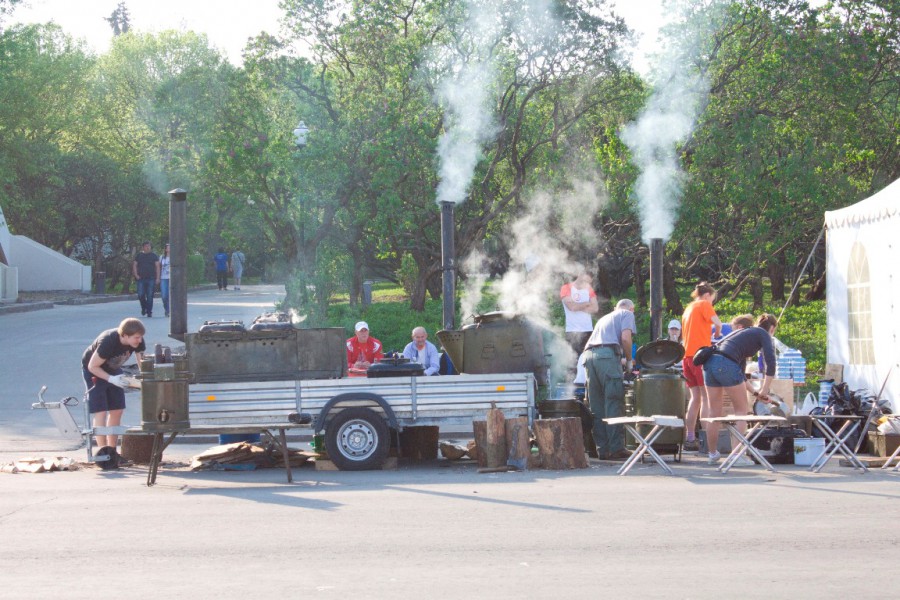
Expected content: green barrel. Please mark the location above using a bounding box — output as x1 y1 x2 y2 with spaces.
633 340 687 451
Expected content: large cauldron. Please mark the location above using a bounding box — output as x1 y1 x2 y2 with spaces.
633 339 686 453
436 312 549 386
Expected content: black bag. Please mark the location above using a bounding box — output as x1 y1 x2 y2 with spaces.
692 345 716 365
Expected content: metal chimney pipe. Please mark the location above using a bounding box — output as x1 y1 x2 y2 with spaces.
168 188 188 341
649 238 663 341
440 201 456 331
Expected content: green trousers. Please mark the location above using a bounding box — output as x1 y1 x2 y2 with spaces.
584 346 625 456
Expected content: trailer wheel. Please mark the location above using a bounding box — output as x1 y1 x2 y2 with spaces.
324 407 389 471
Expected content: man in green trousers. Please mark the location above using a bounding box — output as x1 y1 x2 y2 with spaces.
583 298 636 460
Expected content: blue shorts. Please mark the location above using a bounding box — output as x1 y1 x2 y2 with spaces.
83 368 126 413
702 354 745 388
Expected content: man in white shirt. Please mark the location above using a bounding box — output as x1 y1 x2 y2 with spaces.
401 326 440 375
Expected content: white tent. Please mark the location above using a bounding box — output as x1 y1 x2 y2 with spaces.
824 178 900 411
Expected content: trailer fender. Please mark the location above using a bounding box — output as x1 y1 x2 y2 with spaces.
313 392 398 433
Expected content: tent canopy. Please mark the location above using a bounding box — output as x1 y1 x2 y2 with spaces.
825 178 899 411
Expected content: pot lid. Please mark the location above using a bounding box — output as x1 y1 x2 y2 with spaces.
635 339 685 370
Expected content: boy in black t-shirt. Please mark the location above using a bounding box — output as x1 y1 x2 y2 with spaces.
82 318 146 450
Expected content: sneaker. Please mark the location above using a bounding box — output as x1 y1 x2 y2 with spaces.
732 455 755 467
707 451 721 465
141 309 146 316
683 439 701 451
147 312 152 318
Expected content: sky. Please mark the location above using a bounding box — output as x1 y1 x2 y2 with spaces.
9 0 669 70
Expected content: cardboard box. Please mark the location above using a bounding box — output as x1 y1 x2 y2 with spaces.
823 363 844 384
867 432 900 458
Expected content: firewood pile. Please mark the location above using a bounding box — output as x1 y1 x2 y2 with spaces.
190 442 316 471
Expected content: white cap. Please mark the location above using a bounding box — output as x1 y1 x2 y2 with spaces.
667 319 681 330
354 321 369 332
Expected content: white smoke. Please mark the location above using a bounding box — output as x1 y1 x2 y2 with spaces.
621 4 719 243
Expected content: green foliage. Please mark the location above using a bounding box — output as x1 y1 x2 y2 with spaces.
187 253 205 286
396 254 418 298
325 283 444 353
713 297 826 392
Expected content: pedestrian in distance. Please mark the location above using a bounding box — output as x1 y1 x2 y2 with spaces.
132 241 160 318
213 247 230 290
81 318 146 451
160 243 171 317
401 326 441 375
231 248 246 290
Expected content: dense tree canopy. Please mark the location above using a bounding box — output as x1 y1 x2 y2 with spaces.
0 0 896 323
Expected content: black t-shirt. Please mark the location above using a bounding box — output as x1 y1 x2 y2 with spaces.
81 329 146 374
134 251 159 279
717 327 777 376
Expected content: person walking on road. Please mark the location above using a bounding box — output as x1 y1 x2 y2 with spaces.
159 243 171 317
583 298 636 460
82 318 146 451
213 248 230 290
231 249 245 290
132 241 160 317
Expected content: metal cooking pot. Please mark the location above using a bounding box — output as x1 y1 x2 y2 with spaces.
632 340 686 450
753 393 789 418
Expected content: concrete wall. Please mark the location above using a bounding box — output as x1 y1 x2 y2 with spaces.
6 235 91 292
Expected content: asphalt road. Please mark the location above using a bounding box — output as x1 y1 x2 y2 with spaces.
0 285 288 452
1 286 898 598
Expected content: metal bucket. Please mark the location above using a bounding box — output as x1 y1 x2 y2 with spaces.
633 370 687 446
633 340 686 449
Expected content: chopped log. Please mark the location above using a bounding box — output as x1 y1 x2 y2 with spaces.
477 466 513 474
533 417 588 470
466 440 478 460
472 421 487 467
400 426 440 460
484 404 507 469
439 442 468 460
121 434 155 464
505 416 530 470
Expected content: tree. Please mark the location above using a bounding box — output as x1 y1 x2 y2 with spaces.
105 2 131 36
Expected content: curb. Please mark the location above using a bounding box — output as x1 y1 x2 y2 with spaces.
0 285 220 316
0 295 132 316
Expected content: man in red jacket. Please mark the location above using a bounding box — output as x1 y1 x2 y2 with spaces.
346 321 384 375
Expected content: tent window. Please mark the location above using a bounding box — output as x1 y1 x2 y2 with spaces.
847 241 875 365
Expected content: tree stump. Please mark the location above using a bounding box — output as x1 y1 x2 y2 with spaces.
472 420 487 467
505 416 530 470
120 434 156 464
533 417 588 470
484 405 507 468
399 426 439 460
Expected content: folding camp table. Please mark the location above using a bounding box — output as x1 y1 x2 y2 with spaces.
604 415 684 476
880 415 900 471
807 414 868 473
701 415 787 473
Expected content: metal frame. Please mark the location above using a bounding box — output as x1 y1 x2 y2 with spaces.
879 415 900 471
807 414 869 472
701 415 788 473
604 415 684 476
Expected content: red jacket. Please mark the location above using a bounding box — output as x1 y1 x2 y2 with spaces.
346 336 384 368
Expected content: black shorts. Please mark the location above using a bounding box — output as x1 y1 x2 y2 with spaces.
83 368 126 413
